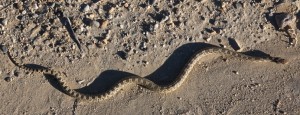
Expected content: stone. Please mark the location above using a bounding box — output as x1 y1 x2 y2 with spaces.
4 76 12 82
81 4 90 12
0 18 8 26
92 20 100 27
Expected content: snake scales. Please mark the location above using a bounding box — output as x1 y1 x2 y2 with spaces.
1 44 287 101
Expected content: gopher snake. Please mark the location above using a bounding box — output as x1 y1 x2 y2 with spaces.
1 44 287 101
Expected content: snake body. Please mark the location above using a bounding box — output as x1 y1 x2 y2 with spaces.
1 45 287 101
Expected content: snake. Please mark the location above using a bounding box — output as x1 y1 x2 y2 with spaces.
0 44 287 101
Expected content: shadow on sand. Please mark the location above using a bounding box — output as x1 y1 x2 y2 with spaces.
41 42 272 95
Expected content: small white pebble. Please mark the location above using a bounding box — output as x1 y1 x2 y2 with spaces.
232 70 239 74
21 10 27 14
119 24 124 29
76 79 85 84
108 7 115 14
82 5 90 12
124 3 129 8
203 36 211 42
177 97 182 100
33 3 39 10
1 18 8 26
92 20 100 27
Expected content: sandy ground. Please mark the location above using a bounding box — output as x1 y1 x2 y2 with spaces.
0 0 300 114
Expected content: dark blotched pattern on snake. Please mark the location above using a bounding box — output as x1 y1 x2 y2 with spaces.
1 44 287 101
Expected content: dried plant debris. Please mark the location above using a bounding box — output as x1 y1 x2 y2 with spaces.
64 17 82 52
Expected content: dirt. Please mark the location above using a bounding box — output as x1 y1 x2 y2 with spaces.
0 0 300 114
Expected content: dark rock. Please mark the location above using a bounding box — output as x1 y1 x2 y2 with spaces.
117 51 128 60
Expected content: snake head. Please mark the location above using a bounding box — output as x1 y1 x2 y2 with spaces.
272 57 288 64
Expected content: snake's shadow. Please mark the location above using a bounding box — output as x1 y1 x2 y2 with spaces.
44 43 272 95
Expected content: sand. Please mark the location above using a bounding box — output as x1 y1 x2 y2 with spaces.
0 0 300 114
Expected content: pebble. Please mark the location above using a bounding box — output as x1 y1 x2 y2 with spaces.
92 20 100 27
30 25 41 38
0 44 7 53
203 36 211 42
154 23 159 30
32 14 39 18
4 76 12 82
177 97 182 100
124 3 129 8
14 2 23 10
119 24 124 29
76 79 85 84
142 60 149 64
86 43 94 49
275 13 295 30
97 8 104 14
81 4 90 12
232 71 239 74
139 42 147 51
13 70 20 77
48 2 56 8
108 15 113 19
117 51 128 60
228 38 241 51
0 18 8 26
217 39 222 43
100 37 109 44
21 10 27 15
83 18 92 26
209 19 216 25
233 1 243 9
220 44 226 48
66 0 71 4
108 7 115 14
100 20 109 29
32 3 38 10
104 30 111 41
